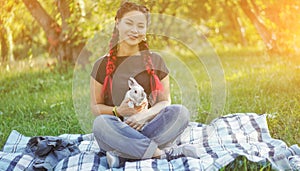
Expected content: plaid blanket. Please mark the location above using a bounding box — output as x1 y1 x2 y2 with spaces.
1 113 300 171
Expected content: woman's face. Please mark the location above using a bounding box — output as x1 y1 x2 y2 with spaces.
116 10 147 47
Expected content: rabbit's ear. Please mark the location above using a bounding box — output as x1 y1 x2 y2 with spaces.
128 77 138 88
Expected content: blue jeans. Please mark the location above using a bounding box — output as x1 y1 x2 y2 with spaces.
92 104 190 159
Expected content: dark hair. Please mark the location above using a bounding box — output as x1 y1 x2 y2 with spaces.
102 1 163 105
115 1 150 25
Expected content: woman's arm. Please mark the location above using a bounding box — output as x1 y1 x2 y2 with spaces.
90 77 143 117
143 74 171 119
90 77 115 116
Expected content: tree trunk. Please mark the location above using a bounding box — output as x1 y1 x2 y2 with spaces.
0 19 8 63
22 0 84 64
2 11 15 63
6 25 14 62
240 0 278 53
57 0 85 63
223 3 248 46
56 0 74 63
22 0 62 60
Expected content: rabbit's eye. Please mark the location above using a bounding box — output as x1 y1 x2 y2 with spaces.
134 90 137 94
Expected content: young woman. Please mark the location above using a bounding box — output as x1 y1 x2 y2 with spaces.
90 2 196 168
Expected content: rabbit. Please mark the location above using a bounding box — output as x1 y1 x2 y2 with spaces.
125 77 148 109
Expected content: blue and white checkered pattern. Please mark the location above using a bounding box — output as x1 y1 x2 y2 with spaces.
1 113 299 170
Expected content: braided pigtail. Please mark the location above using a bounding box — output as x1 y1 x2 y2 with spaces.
139 40 164 105
102 26 119 100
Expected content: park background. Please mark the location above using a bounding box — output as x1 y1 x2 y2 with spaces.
0 0 300 169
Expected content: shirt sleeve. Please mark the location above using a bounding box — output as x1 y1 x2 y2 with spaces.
151 52 169 80
90 56 106 84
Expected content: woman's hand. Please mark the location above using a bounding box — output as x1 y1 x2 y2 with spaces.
125 110 150 131
117 98 147 117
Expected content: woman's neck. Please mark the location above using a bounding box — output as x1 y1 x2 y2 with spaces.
117 42 140 56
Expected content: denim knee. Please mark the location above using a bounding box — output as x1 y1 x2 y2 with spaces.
93 115 103 138
92 115 119 151
166 104 190 125
93 115 114 137
142 104 190 146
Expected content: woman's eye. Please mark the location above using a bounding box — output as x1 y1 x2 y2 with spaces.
138 25 145 29
126 22 133 25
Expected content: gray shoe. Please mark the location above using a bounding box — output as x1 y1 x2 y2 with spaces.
106 151 127 168
162 144 199 161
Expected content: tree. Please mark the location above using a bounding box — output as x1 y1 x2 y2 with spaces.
3 0 298 65
0 0 15 63
264 0 300 54
239 0 300 54
239 0 278 53
22 0 85 64
0 18 8 63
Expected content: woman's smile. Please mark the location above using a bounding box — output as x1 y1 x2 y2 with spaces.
128 34 138 40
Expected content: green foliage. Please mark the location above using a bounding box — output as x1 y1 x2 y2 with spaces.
1 0 299 63
0 0 47 60
265 1 300 54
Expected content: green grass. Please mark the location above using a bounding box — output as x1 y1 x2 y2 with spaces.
0 50 299 170
0 59 84 148
219 51 300 146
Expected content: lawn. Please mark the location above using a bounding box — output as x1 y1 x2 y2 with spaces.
0 49 299 170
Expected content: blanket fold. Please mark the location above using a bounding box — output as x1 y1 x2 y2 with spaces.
24 136 80 170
